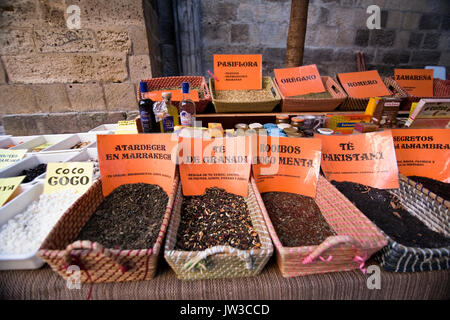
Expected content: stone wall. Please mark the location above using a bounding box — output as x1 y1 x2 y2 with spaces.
0 0 161 133
199 0 450 77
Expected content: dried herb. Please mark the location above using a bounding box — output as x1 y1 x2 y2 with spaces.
176 187 260 251
76 183 168 250
332 181 450 248
214 89 273 102
262 192 335 247
71 141 91 149
290 91 332 99
22 163 47 183
408 176 450 201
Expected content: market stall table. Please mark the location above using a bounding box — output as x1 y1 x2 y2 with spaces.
1 260 449 300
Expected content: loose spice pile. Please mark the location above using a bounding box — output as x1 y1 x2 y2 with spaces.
290 91 333 99
71 141 91 149
22 164 47 183
176 187 261 251
332 181 450 248
407 176 450 201
214 89 274 102
76 183 168 250
262 192 335 247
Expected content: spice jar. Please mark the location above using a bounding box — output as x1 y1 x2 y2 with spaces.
286 132 302 138
291 117 306 130
249 123 263 130
283 127 298 134
277 123 291 130
276 114 290 125
235 123 248 130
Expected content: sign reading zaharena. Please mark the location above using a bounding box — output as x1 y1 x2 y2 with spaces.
394 69 433 97
213 54 262 90
274 65 325 97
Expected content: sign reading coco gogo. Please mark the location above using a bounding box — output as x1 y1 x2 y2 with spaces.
274 64 326 97
44 162 93 194
338 70 390 98
316 130 399 189
253 136 322 198
391 128 450 183
213 54 262 90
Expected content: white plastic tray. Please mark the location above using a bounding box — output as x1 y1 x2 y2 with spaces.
9 134 73 153
43 133 97 152
67 148 100 179
0 182 46 270
89 123 117 133
0 152 80 183
0 136 39 150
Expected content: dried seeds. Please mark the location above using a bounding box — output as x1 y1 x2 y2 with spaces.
76 183 168 250
22 163 47 183
176 187 261 251
262 192 336 247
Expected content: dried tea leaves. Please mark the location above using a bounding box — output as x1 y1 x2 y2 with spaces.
332 181 450 248
22 163 47 183
262 192 336 247
176 187 261 251
408 176 450 201
76 183 168 250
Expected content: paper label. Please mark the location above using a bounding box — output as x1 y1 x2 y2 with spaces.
179 136 251 197
0 176 25 207
394 69 433 97
213 54 262 90
317 130 399 189
44 162 93 194
274 65 325 97
115 120 138 134
97 134 178 196
392 129 450 183
144 90 200 102
253 136 322 198
0 149 27 169
338 70 390 98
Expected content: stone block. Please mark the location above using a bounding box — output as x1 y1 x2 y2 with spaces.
126 111 139 120
369 29 396 47
0 62 6 84
96 29 130 53
75 111 126 132
231 24 249 43
395 31 410 50
104 83 137 111
129 55 152 82
410 51 441 65
0 85 37 114
303 48 334 64
439 51 450 67
33 84 71 113
419 14 442 30
422 33 441 50
260 23 288 47
381 50 410 65
354 29 370 47
202 22 230 45
65 0 144 27
2 53 127 83
312 25 338 47
0 0 38 28
129 25 149 55
38 113 80 134
334 49 356 63
34 29 96 53
402 12 421 30
442 15 450 31
386 10 403 29
37 0 66 28
0 30 35 55
201 1 238 24
66 83 106 111
408 32 423 49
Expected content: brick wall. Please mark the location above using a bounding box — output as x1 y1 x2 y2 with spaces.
199 0 450 77
0 0 161 132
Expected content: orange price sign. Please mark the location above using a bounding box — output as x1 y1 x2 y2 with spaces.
213 54 262 90
253 136 322 198
338 70 390 98
394 69 433 97
274 64 325 97
391 128 450 183
316 130 399 189
97 133 178 196
179 136 252 197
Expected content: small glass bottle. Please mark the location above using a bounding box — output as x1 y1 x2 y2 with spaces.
138 81 158 133
153 92 180 133
179 82 196 127
276 114 290 125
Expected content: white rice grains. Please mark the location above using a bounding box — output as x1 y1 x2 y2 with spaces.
0 189 81 255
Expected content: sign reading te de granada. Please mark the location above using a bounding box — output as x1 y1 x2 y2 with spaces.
213 54 262 90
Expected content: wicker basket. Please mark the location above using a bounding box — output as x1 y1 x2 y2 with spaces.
38 176 179 283
253 176 387 278
337 77 408 111
375 177 450 272
392 78 450 111
273 76 347 112
164 178 273 280
209 76 281 113
137 76 212 113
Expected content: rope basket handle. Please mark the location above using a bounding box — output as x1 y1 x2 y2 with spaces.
302 235 362 265
63 240 129 273
182 246 253 272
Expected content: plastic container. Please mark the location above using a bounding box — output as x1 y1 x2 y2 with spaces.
88 124 118 133
67 148 100 179
0 136 38 150
0 182 46 270
10 134 73 153
0 152 80 183
43 133 97 153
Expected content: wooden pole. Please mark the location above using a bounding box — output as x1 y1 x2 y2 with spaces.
285 0 310 68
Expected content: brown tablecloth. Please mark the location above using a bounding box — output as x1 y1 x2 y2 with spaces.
1 258 449 300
